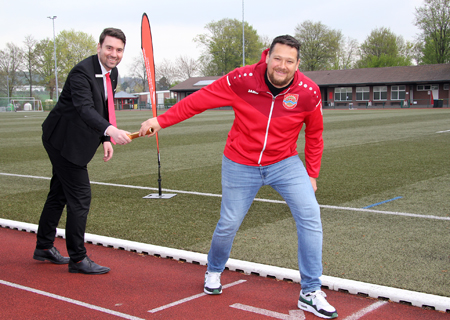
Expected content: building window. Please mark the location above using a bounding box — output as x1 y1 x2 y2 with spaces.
391 85 406 100
373 86 387 100
335 87 352 101
356 87 370 101
444 84 449 90
417 84 439 91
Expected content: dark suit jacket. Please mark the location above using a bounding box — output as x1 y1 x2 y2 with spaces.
42 55 118 166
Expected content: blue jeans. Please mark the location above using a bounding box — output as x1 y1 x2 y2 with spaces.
207 155 323 293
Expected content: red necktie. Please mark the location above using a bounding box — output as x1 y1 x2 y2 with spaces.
105 72 116 144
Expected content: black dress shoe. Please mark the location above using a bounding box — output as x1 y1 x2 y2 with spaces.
68 256 110 274
33 247 70 264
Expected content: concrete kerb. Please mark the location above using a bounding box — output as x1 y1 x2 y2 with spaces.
1 218 449 313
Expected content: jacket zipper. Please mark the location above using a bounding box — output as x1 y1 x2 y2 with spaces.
258 95 276 165
257 85 293 165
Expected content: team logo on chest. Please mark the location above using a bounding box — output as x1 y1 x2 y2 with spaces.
283 94 299 109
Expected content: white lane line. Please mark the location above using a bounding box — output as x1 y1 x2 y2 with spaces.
230 303 305 319
0 173 51 180
148 279 246 313
342 300 388 320
436 130 450 133
320 204 450 221
2 172 449 221
0 279 145 320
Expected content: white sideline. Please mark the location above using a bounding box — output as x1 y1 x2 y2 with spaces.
1 218 449 313
1 172 449 221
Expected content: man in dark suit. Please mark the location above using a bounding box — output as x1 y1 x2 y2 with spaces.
33 28 131 274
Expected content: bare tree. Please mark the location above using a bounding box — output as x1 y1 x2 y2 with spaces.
155 59 177 86
129 55 147 92
22 35 38 97
0 42 23 98
332 37 359 70
174 55 199 81
128 55 187 92
259 35 272 50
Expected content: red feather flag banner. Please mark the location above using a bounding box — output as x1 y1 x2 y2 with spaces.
141 13 159 152
141 13 176 199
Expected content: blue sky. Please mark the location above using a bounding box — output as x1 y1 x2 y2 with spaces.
0 0 424 75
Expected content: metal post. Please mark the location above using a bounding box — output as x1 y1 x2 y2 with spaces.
47 16 58 101
242 0 245 67
6 75 9 107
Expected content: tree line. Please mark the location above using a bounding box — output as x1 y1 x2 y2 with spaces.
0 30 96 99
1 0 448 98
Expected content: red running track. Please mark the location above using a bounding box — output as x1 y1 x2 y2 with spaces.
0 227 448 320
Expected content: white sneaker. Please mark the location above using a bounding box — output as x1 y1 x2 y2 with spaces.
298 290 338 319
204 271 222 294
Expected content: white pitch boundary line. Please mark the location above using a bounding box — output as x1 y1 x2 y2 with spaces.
342 300 388 320
320 204 450 221
1 218 450 313
1 172 449 221
0 279 145 320
148 279 246 313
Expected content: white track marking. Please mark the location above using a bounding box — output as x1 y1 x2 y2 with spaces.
148 279 246 313
0 279 145 320
230 303 305 319
342 300 388 320
1 172 449 221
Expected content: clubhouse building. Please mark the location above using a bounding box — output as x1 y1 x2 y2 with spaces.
170 64 450 108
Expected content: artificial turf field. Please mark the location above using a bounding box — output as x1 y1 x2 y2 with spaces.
0 108 449 298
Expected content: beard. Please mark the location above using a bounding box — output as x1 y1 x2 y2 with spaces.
267 68 294 88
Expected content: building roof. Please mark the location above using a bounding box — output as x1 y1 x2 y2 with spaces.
169 64 450 93
303 64 450 86
170 76 221 92
114 91 138 99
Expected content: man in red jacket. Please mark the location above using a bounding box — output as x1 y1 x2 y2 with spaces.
140 35 337 319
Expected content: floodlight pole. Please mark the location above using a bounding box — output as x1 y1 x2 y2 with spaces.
242 0 245 67
47 16 59 101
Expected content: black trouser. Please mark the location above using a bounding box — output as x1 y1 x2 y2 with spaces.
36 138 91 262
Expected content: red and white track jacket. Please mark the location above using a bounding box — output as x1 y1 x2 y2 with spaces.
157 49 323 178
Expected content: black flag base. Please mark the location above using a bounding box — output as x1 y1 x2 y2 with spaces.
143 193 177 199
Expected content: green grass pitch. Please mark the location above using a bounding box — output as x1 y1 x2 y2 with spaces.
0 108 449 297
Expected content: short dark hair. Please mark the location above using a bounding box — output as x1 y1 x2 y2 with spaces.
99 28 126 46
269 35 300 61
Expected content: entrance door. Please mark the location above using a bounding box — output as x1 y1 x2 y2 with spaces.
432 85 439 99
